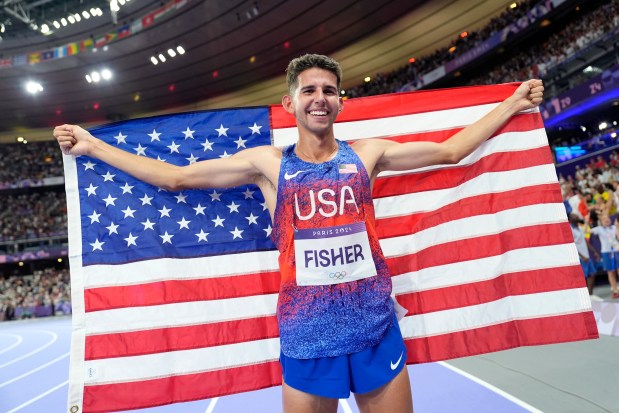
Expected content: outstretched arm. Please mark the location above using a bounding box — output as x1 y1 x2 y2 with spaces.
54 124 276 191
359 80 543 175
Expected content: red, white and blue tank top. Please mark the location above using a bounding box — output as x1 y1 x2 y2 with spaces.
272 140 394 359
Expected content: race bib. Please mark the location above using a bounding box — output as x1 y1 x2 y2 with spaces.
294 221 377 286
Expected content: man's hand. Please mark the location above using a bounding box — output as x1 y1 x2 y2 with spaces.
53 124 95 156
508 79 544 113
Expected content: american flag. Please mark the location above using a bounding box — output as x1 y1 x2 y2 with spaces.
65 84 597 413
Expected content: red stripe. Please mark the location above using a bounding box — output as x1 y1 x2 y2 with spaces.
82 360 282 413
270 83 520 128
85 271 280 312
404 312 599 364
85 315 279 360
374 146 553 197
367 112 543 145
386 222 574 276
396 265 585 315
376 183 563 239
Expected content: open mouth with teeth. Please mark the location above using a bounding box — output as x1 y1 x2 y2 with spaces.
309 110 328 116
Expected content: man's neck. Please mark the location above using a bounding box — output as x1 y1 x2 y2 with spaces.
295 130 339 163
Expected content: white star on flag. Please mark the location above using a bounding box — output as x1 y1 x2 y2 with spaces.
124 233 138 247
102 171 115 182
122 206 136 218
249 122 262 134
201 139 214 151
193 204 206 215
103 194 117 207
88 211 101 223
121 183 134 194
114 132 128 144
212 215 225 227
175 193 188 203
134 144 147 156
234 136 247 148
230 227 244 239
90 239 104 251
227 201 240 213
167 141 180 153
177 217 191 229
186 153 199 164
106 222 119 235
242 188 255 199
148 130 161 141
158 206 172 217
219 151 232 158
139 194 153 205
85 184 98 196
215 124 229 136
141 219 156 230
263 225 272 237
245 213 258 225
209 190 221 202
160 232 174 244
83 161 96 170
195 230 209 242
182 127 196 139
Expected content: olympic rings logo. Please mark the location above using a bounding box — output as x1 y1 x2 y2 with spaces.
329 271 347 280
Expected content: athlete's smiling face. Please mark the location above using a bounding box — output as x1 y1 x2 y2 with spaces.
283 67 343 137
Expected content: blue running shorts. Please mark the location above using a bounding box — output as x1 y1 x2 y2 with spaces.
580 258 596 277
280 316 407 399
601 252 619 271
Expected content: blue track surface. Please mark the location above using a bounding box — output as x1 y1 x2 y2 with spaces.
0 317 533 413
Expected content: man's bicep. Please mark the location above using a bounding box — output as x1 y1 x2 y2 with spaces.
378 140 451 172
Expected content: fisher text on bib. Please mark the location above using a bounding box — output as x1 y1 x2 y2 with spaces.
294 221 377 286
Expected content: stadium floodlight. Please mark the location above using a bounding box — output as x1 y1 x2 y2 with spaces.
176 46 185 55
74 13 81 22
85 74 92 83
167 49 176 57
91 71 101 82
158 54 166 63
364 76 371 82
82 11 90 18
101 69 112 80
25 81 43 94
53 20 60 29
68 16 75 24
41 24 50 33
150 56 158 65
599 122 608 130
61 18 67 26
612 132 617 138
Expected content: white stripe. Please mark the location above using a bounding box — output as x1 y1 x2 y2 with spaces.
374 164 558 218
0 331 57 369
0 352 69 388
273 102 501 146
0 334 23 355
205 397 219 413
5 380 69 413
339 399 354 413
438 362 544 413
392 244 580 294
380 203 567 257
82 250 279 289
400 288 592 339
83 337 280 385
84 293 278 335
378 128 548 177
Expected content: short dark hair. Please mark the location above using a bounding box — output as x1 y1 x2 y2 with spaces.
286 54 342 94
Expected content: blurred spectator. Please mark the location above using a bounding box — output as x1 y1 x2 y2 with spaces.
0 268 71 322
0 141 63 189
0 191 67 242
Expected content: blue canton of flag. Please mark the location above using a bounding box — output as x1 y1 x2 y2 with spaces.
78 108 276 265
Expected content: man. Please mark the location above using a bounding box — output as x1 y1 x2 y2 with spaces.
569 213 600 299
590 214 619 299
55 54 543 413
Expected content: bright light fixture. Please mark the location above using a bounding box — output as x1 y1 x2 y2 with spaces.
85 74 92 83
91 71 101 82
41 24 50 33
53 20 60 29
599 122 608 130
176 46 185 55
25 81 43 94
364 76 371 82
74 13 81 22
167 49 176 57
82 11 90 18
158 54 166 63
150 56 158 65
101 69 112 80
61 17 67 26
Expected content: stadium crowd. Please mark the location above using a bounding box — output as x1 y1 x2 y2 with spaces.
0 0 616 321
0 268 71 321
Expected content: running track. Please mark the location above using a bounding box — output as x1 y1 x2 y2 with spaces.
0 317 539 413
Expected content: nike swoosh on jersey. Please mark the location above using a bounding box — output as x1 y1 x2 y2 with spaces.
390 351 404 370
284 170 307 180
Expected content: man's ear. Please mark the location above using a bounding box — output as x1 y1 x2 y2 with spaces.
282 95 294 114
338 97 344 112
